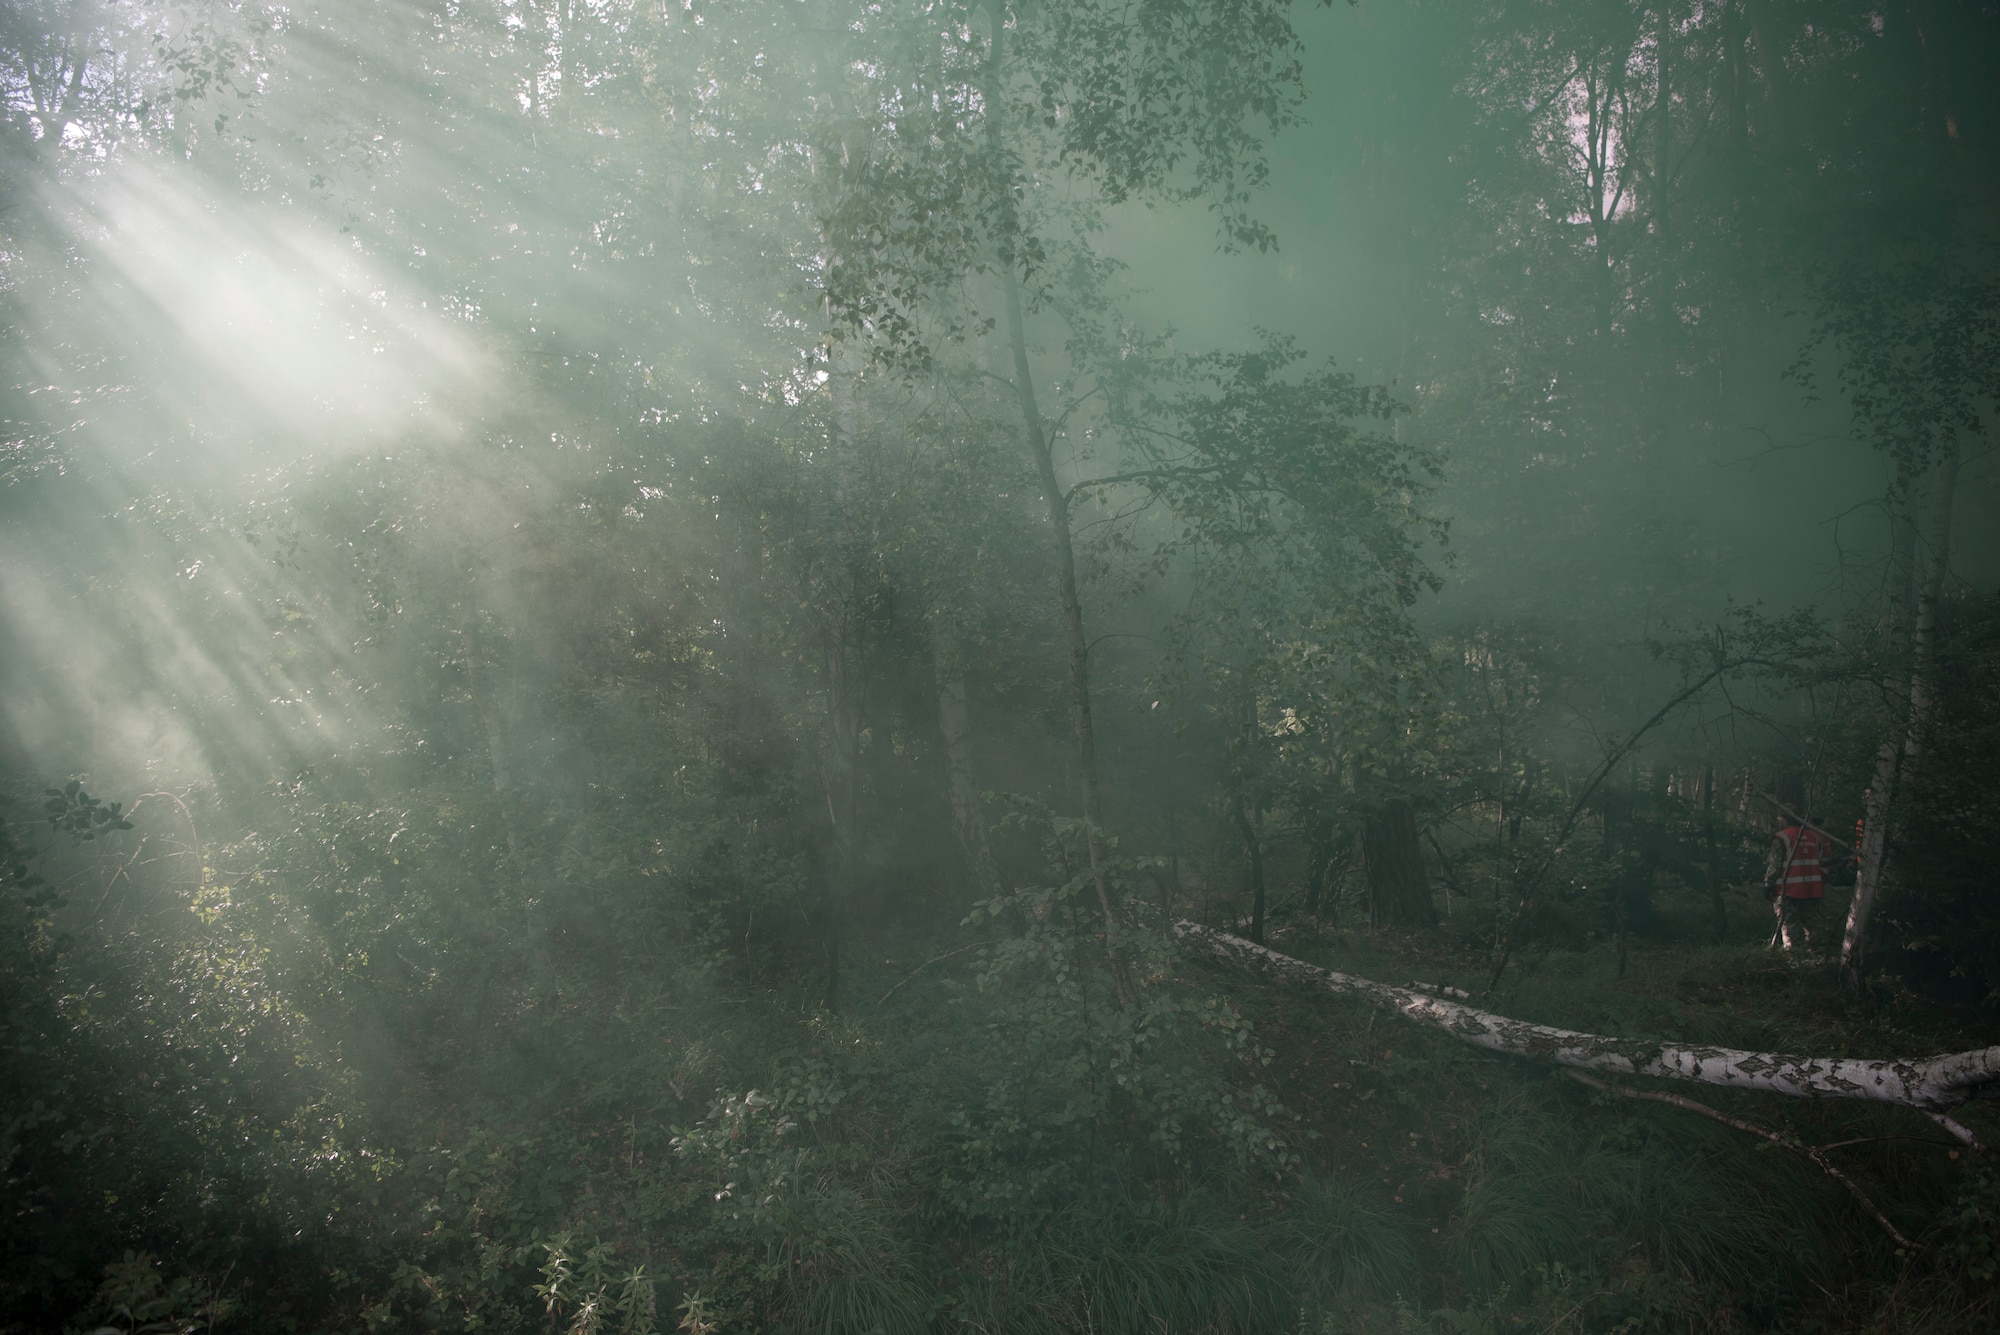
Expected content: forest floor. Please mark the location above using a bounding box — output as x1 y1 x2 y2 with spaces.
1146 884 2000 1332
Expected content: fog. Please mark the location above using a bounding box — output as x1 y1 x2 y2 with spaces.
3 2 1996 1331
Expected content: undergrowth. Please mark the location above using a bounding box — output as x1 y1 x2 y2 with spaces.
15 812 2000 1334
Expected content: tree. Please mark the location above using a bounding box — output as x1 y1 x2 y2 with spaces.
808 0 1332 995
1796 261 1996 984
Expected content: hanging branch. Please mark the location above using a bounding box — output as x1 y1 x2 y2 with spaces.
1487 648 1769 991
1747 789 1854 850
874 941 992 1009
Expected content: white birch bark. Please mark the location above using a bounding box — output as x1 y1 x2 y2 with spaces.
1176 921 2000 1111
1840 442 1963 979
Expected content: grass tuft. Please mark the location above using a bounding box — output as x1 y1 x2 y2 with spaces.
1283 1172 1419 1300
991 1191 1285 1333
777 1185 933 1335
1447 1096 1586 1294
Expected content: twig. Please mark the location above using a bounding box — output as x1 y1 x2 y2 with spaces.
1424 827 1467 899
92 835 150 919
1564 1070 1916 1249
1535 1293 1608 1335
1816 1133 1965 1153
874 941 990 1008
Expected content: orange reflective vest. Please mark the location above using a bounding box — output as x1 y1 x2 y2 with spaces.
1774 824 1828 900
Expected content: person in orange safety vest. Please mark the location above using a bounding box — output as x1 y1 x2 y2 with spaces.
1765 812 1829 951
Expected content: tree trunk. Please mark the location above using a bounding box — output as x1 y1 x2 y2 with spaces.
821 617 863 1012
984 11 1129 1005
1889 503 1921 629
1723 3 1749 160
1232 798 1266 945
559 0 577 118
1178 921 2000 1117
1653 0 1674 329
1364 800 1434 930
934 629 999 899
460 606 522 864
1702 765 1727 943
1744 0 1794 142
1601 777 1658 975
1897 450 1960 790
1582 65 1617 337
1303 826 1339 922
1841 443 1962 984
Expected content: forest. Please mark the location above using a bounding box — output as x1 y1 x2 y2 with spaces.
2 0 1997 1331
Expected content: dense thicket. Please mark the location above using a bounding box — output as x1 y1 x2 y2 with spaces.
2 1 1997 1332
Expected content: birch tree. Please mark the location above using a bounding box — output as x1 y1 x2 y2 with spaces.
1794 261 1997 984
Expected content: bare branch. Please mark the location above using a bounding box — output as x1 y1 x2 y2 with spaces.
1562 1070 1916 1250
1064 464 1227 507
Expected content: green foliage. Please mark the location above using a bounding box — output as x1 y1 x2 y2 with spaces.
1 780 133 904
41 781 135 845
74 1252 231 1335
1945 1157 2000 1289
815 0 1317 365
949 803 1300 1196
534 1235 657 1335
1790 242 1999 482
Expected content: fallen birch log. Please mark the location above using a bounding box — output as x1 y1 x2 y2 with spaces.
1174 921 2000 1116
